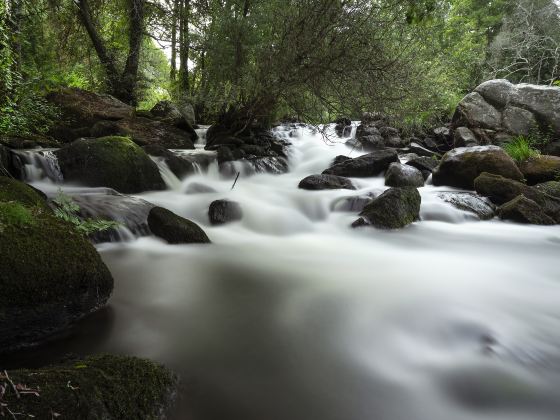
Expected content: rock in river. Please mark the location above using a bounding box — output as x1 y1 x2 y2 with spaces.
148 206 210 244
56 136 166 194
385 162 425 187
353 187 421 229
323 149 398 177
0 177 113 353
209 199 243 225
299 174 356 190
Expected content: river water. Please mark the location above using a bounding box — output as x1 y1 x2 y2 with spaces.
10 125 560 420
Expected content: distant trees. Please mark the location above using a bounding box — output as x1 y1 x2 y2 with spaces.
1 0 559 137
74 0 146 105
486 0 560 85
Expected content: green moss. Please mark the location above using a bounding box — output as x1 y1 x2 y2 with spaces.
0 202 35 229
1 354 177 419
0 176 51 211
0 209 112 308
0 177 113 352
55 136 166 193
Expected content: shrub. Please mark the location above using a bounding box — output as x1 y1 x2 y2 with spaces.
504 136 541 162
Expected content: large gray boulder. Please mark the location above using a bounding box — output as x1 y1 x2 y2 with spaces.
452 79 560 144
432 146 524 189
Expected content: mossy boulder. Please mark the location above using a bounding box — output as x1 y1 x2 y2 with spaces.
432 146 523 189
55 136 166 194
518 155 560 185
0 354 177 419
0 178 114 353
535 181 560 199
148 206 210 244
298 174 356 190
353 187 421 229
473 172 545 205
497 195 555 225
474 173 560 222
0 177 51 211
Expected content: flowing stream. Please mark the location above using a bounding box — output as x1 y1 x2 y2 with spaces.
8 125 560 420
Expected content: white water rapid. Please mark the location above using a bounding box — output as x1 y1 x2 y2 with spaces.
16 124 560 420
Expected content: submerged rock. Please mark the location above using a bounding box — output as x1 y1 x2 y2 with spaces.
185 182 218 194
385 163 424 187
497 195 555 225
323 149 399 177
0 177 113 353
438 192 495 220
298 174 356 190
1 354 177 419
56 136 166 194
518 156 560 185
208 199 243 225
148 206 210 244
353 187 421 229
432 146 523 189
331 194 375 212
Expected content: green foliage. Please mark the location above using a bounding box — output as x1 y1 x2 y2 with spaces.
0 201 35 232
504 136 541 162
53 189 121 236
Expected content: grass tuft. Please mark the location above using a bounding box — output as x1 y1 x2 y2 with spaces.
504 135 541 163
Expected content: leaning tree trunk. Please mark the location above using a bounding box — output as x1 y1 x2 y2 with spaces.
74 0 145 105
117 0 145 105
178 0 190 93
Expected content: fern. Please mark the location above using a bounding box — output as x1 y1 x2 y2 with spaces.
53 190 121 236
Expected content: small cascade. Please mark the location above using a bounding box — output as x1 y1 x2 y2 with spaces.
150 156 183 191
62 188 154 243
194 125 210 146
13 149 63 183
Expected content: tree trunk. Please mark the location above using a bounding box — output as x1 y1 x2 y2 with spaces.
170 0 178 82
74 0 121 94
8 0 23 77
118 0 145 105
74 0 145 105
178 0 190 93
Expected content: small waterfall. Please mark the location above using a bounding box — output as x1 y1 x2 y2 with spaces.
194 125 210 146
150 156 183 191
59 188 154 243
13 149 63 183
